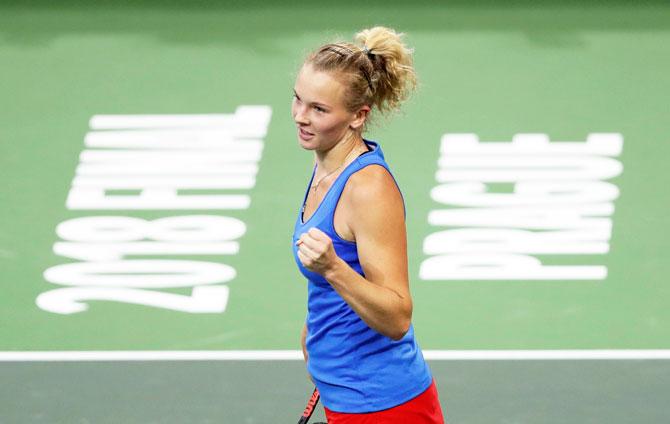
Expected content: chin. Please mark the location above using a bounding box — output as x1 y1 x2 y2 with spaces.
298 138 318 150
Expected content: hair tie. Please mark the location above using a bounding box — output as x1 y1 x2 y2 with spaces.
363 46 373 57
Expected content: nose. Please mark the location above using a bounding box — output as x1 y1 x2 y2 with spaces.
293 103 309 125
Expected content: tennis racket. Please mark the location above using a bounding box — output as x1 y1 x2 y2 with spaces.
298 387 324 424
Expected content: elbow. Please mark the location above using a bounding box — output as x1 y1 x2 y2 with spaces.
388 318 411 341
389 322 411 341
388 307 412 341
378 290 413 341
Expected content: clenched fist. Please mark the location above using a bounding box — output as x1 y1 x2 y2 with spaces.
295 227 340 275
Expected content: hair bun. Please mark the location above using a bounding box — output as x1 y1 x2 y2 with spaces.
303 26 417 126
355 26 417 115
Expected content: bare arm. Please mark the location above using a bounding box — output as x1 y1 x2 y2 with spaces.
301 322 308 362
296 165 412 341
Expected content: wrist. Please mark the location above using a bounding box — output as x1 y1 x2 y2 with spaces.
323 256 345 282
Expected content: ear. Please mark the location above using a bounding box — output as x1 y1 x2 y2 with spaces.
349 105 371 131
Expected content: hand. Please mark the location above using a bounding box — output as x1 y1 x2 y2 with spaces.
295 227 339 276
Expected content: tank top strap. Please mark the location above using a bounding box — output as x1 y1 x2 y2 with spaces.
321 141 406 222
328 152 388 197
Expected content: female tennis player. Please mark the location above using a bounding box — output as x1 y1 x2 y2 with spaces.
291 27 445 423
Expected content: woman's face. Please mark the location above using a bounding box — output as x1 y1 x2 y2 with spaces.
292 63 359 152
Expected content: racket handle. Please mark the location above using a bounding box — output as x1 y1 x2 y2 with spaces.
298 387 320 424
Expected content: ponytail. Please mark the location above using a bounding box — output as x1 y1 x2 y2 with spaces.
304 26 417 122
355 26 417 115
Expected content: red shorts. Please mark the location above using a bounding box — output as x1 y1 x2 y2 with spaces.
324 379 445 423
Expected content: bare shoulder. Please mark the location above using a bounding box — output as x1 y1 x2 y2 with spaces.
343 164 404 216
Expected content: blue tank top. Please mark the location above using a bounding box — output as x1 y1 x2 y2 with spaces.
291 139 433 413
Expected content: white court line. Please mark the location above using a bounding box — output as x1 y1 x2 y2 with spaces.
1 350 670 362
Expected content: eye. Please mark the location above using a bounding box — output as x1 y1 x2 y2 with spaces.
314 105 326 113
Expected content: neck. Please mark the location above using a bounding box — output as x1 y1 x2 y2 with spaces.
314 132 366 173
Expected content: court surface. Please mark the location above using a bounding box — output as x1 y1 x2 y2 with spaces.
1 1 669 422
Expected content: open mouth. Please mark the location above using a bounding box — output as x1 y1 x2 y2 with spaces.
298 127 314 140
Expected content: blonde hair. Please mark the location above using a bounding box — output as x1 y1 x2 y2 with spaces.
304 26 417 120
